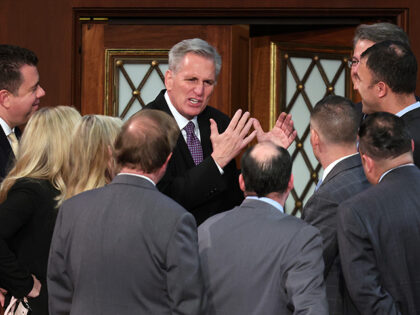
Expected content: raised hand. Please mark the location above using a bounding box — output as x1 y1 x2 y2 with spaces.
254 112 297 149
210 109 257 168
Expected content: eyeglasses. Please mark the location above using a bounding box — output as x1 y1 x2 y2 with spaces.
347 58 360 68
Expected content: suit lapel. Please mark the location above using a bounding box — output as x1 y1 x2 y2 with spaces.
152 90 196 167
197 109 212 158
0 126 14 158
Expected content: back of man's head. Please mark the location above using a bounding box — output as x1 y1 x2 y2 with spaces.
168 38 222 77
361 40 417 95
114 109 180 173
353 22 410 47
241 142 292 198
359 112 412 160
311 95 359 145
0 45 38 94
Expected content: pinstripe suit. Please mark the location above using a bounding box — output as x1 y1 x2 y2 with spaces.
337 165 420 315
302 154 370 315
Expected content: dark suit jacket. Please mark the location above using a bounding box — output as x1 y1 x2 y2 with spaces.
302 154 370 315
0 127 21 180
198 198 328 315
337 165 420 315
144 90 243 224
0 178 59 315
355 98 420 167
401 107 420 167
48 174 206 315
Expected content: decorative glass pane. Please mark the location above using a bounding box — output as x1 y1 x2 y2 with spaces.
305 65 326 105
277 45 351 216
320 59 341 82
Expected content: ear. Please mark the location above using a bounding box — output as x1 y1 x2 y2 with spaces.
310 126 320 148
360 153 374 174
165 70 174 91
412 139 415 152
287 173 294 194
239 173 246 193
376 81 387 98
0 89 10 108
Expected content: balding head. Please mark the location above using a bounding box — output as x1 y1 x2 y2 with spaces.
114 109 179 173
241 142 292 197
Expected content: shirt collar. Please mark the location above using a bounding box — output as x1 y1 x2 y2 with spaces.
395 101 420 117
117 173 156 186
0 117 13 136
378 163 415 183
246 196 284 213
322 153 359 182
164 91 199 131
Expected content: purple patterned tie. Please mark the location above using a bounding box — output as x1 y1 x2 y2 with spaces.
184 121 203 165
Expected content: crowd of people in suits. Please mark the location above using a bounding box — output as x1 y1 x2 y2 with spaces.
0 21 420 315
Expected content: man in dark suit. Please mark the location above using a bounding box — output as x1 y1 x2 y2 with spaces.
47 109 207 315
0 45 45 180
348 23 415 122
302 95 370 315
145 38 296 224
198 142 328 315
337 112 420 315
354 40 420 167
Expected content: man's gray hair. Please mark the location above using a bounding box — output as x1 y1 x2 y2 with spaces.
168 38 222 78
353 22 410 47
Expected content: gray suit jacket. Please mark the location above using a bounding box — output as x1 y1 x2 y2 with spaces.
337 165 420 315
302 154 370 315
47 174 206 315
198 198 328 315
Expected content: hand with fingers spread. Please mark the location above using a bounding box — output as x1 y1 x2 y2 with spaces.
254 112 297 149
210 109 257 168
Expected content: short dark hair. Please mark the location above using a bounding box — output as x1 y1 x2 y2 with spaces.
114 109 180 173
241 142 292 197
361 40 417 94
359 112 412 160
0 45 39 94
311 95 359 144
353 23 410 47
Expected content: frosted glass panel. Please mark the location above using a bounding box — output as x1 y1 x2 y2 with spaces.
116 60 168 120
319 59 341 82
281 50 348 215
305 66 326 105
335 72 345 96
123 99 141 121
290 57 312 79
124 64 149 87
141 65 168 104
289 94 309 138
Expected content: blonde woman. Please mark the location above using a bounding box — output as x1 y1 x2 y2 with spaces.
66 115 122 199
0 106 81 314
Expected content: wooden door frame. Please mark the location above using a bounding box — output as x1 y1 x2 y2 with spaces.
72 7 408 112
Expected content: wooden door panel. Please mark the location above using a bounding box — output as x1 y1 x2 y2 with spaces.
81 23 249 117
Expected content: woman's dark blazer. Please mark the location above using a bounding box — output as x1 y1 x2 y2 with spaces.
0 178 59 315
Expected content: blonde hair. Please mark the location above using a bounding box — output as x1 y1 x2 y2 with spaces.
65 115 122 199
0 106 81 206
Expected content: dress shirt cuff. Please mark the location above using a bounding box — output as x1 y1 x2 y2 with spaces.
213 159 224 175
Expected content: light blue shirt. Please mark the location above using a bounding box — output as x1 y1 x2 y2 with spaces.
395 101 420 117
246 196 284 213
